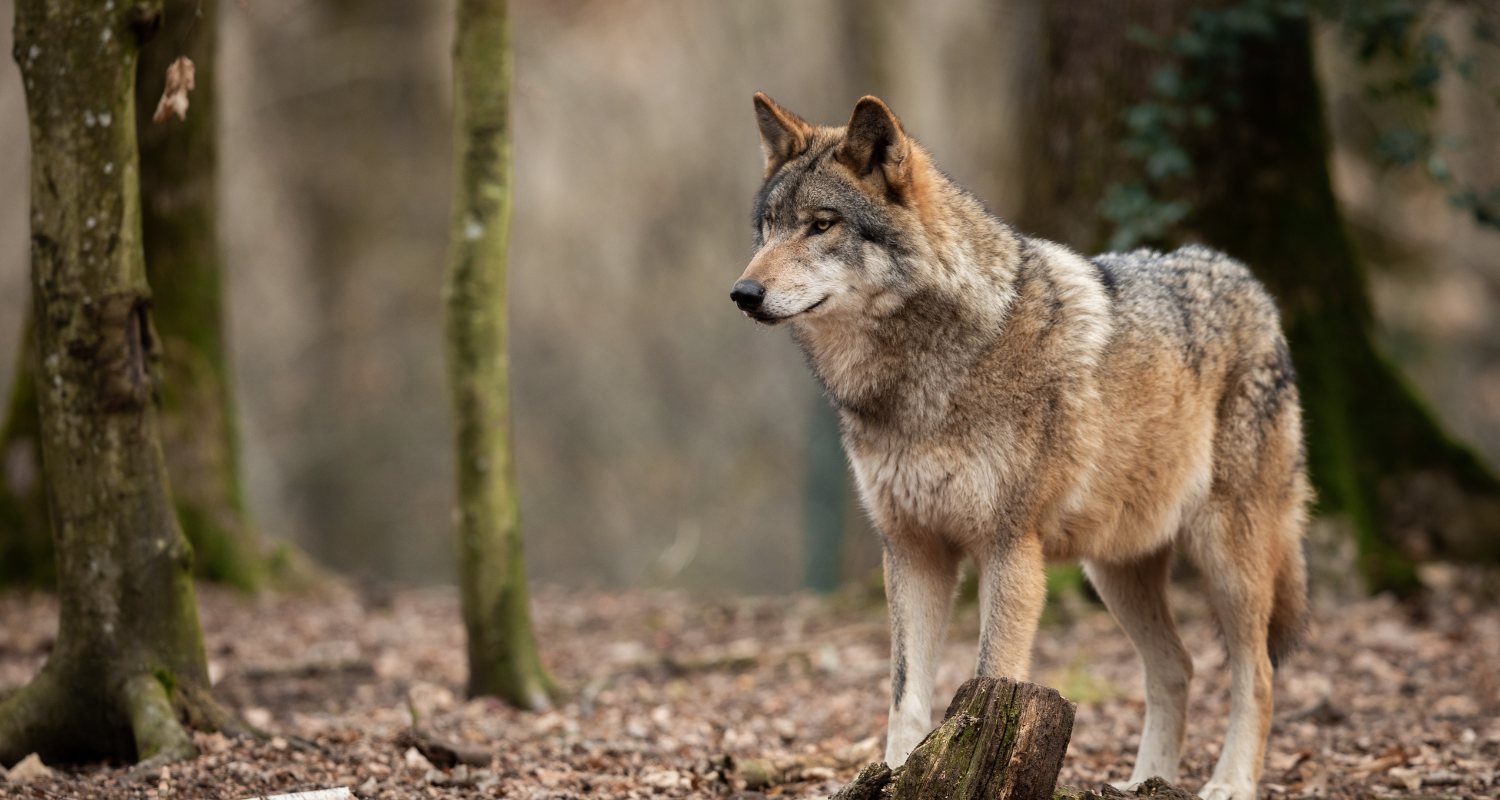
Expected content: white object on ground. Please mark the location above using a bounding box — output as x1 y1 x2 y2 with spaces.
7 753 52 784
239 788 352 800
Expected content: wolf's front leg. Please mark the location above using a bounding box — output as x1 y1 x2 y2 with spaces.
974 534 1046 679
882 536 961 766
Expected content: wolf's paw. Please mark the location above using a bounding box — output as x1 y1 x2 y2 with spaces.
1197 780 1255 800
1110 781 1143 793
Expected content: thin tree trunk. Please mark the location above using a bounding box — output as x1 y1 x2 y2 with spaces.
1017 2 1500 593
0 0 224 767
446 0 553 710
135 0 263 590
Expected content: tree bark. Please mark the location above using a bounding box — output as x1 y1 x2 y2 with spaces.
0 0 224 767
445 0 554 710
0 0 267 590
1017 2 1500 593
134 0 264 591
832 677 1075 800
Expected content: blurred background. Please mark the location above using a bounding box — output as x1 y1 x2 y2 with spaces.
0 0 1496 592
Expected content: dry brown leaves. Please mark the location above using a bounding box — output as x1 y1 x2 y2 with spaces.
153 56 196 123
0 572 1496 800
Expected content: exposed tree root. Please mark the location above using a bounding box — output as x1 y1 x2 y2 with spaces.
124 674 198 769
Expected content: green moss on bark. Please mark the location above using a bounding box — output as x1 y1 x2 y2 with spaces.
445 0 555 709
0 0 225 766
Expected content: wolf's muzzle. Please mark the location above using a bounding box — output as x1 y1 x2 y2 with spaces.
731 279 766 312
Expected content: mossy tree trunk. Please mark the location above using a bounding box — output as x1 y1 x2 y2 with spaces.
0 0 225 767
445 0 554 710
0 0 266 591
134 0 263 591
1018 2 1500 593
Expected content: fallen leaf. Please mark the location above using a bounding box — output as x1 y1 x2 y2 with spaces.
152 56 195 123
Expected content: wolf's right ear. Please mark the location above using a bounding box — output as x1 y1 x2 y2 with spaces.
753 93 812 178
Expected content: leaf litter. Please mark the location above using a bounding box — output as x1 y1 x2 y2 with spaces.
0 567 1496 800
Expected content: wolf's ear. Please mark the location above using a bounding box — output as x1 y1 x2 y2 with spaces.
837 96 911 192
753 92 812 178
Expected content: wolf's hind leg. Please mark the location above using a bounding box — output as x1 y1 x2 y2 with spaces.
974 534 1046 679
1084 546 1192 785
1192 508 1277 800
882 535 961 767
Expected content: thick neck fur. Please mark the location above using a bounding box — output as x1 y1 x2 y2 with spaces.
790 158 1022 441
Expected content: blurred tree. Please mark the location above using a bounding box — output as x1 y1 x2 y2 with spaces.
1019 0 1500 593
0 0 227 766
135 0 266 590
0 0 270 590
446 0 553 709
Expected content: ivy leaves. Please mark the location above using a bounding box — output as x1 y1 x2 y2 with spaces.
1103 0 1500 252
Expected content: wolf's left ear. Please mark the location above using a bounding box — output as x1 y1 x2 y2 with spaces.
753 93 812 178
837 96 912 193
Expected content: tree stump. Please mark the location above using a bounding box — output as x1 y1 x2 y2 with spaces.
834 677 1076 800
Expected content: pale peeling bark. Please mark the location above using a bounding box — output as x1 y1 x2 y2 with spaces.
445 0 554 710
0 0 223 766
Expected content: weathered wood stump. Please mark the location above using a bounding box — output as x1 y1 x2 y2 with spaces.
833 677 1076 800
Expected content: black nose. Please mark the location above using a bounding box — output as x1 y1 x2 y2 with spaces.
731 279 766 311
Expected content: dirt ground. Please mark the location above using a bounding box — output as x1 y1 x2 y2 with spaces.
0 569 1496 800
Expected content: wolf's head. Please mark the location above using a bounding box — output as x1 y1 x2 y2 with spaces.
732 93 952 327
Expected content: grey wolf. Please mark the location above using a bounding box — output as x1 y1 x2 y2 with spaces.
731 93 1309 800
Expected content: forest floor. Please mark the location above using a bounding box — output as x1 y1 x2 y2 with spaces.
0 568 1497 800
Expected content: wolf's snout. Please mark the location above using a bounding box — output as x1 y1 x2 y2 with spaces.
731 279 766 311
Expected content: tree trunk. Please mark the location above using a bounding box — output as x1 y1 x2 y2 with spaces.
134 0 264 591
1017 2 1500 593
0 0 267 590
0 0 224 767
0 319 51 587
832 677 1075 800
446 0 554 710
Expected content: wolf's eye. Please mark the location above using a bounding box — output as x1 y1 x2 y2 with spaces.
811 220 833 234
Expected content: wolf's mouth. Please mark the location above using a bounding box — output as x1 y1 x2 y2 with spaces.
748 295 829 324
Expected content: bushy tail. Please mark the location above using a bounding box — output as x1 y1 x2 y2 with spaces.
1267 541 1308 667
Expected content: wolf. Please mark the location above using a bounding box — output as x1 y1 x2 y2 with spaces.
731 94 1309 800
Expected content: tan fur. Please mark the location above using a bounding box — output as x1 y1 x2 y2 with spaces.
735 95 1310 800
